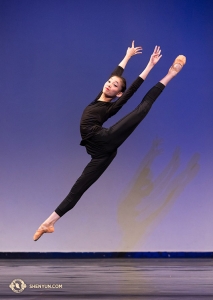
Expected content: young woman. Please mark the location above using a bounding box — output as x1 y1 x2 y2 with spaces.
33 41 186 241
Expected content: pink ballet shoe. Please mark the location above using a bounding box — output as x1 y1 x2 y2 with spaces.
33 224 54 241
169 55 186 73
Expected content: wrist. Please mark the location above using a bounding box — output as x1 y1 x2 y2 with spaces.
146 62 154 69
125 54 131 60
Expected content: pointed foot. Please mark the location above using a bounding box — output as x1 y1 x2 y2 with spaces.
33 224 54 241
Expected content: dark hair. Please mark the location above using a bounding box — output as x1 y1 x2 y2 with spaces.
110 75 126 93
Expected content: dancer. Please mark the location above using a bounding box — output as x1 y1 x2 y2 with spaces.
33 41 186 241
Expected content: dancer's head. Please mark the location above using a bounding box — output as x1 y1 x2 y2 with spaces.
103 75 126 99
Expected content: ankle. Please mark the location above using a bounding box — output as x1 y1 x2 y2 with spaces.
42 222 54 228
160 73 173 86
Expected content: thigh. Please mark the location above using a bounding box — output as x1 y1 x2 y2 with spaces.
85 129 111 157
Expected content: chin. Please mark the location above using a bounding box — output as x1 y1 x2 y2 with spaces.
103 92 111 98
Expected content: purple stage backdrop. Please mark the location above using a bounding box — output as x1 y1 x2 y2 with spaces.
0 0 212 252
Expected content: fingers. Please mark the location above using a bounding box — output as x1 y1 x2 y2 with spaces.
131 43 161 53
135 46 143 51
135 50 142 55
150 45 162 65
131 40 143 50
135 46 143 54
154 45 161 54
134 44 143 55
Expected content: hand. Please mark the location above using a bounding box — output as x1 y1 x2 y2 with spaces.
149 46 162 66
126 40 143 58
118 41 142 69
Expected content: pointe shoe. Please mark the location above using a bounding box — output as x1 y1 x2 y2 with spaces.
169 55 186 73
33 224 54 241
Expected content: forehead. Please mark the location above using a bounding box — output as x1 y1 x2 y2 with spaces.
109 76 122 85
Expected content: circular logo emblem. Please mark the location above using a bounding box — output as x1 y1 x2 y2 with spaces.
9 279 27 293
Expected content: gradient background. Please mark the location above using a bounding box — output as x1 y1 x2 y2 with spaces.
0 0 212 252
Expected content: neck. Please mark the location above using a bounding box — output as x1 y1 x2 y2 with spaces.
98 93 113 102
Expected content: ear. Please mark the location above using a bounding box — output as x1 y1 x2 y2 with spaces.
116 91 123 98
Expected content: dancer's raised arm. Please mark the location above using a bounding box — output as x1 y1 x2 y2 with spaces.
110 40 142 77
139 45 162 80
109 46 162 114
96 41 142 100
118 40 142 69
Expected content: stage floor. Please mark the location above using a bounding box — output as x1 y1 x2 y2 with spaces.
0 258 213 299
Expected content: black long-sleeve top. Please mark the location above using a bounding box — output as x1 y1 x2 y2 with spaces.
80 66 144 146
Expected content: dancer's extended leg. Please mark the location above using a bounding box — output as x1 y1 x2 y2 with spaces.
105 82 165 152
96 55 186 153
33 151 117 241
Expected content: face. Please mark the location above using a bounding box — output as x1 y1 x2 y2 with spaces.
103 76 123 98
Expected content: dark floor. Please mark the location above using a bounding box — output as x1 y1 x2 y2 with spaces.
0 258 213 299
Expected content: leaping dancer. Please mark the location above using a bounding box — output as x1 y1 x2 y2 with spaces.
33 41 186 241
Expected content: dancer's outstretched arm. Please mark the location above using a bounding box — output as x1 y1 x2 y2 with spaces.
109 46 162 115
118 40 142 69
111 40 142 77
139 45 162 80
95 41 142 100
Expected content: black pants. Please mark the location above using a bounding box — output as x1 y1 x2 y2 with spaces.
55 82 165 217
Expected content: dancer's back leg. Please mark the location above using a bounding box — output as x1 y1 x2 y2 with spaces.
55 150 117 217
33 150 117 241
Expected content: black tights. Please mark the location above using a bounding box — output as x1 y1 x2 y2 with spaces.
55 82 165 217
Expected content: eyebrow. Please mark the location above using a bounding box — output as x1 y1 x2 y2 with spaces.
111 80 119 84
109 78 120 85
